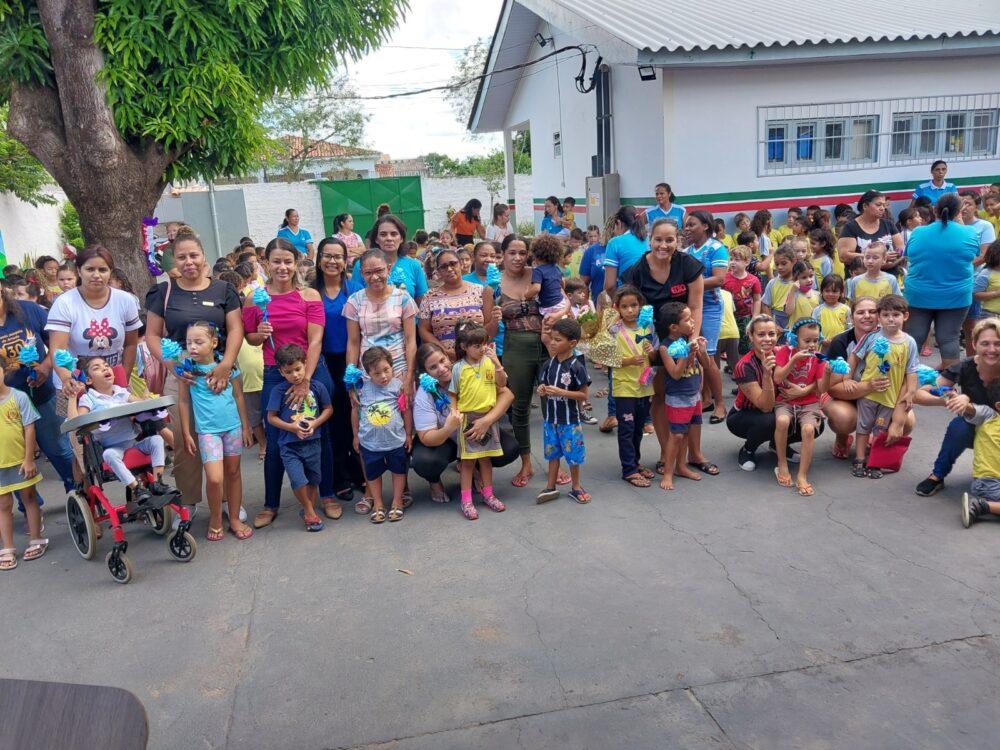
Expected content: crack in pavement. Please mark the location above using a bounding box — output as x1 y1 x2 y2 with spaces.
823 500 1000 634
684 688 745 750
330 633 996 750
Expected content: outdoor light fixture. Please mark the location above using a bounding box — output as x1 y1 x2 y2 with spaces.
535 32 553 47
638 65 657 81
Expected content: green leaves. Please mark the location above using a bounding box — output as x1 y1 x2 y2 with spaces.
1 0 406 180
0 104 54 205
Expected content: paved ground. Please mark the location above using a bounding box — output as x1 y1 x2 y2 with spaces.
2 383 998 750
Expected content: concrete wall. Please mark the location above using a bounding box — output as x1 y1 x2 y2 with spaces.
0 186 68 264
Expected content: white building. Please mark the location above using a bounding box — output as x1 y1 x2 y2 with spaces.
470 0 1000 229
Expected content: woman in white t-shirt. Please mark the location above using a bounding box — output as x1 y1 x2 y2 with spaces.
409 342 517 503
485 202 513 244
44 245 142 475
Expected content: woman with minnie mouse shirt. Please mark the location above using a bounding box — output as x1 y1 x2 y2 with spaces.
45 245 141 477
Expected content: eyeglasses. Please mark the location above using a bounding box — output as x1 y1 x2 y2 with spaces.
437 260 460 270
319 254 343 263
363 267 387 277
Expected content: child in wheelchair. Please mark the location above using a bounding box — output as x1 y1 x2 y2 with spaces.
67 356 170 507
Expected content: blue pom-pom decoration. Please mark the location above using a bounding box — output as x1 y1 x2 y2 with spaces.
916 364 940 387
878 361 891 374
388 266 406 286
343 364 364 389
929 386 954 397
872 336 891 357
160 338 183 362
829 357 850 375
54 349 78 370
173 358 194 378
17 343 39 367
485 263 501 288
785 331 798 348
666 339 690 358
637 305 654 329
419 372 440 395
252 287 271 310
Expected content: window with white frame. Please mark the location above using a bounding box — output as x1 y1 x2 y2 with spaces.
765 115 879 170
758 93 1000 176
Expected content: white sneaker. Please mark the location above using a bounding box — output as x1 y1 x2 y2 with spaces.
222 506 248 522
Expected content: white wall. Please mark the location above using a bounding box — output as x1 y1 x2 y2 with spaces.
664 55 1000 199
421 174 532 232
0 186 68 264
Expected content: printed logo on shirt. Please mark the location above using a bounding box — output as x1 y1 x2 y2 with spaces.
83 317 119 352
670 284 688 296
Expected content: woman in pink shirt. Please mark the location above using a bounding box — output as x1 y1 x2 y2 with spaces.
243 237 338 528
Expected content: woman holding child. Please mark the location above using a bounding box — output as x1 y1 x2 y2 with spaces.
46 245 142 479
244 237 336 528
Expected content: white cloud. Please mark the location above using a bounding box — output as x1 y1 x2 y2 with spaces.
346 0 504 159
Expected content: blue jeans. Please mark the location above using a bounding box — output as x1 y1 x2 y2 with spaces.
932 415 976 479
261 359 336 510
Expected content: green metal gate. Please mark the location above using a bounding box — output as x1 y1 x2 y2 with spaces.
316 177 424 238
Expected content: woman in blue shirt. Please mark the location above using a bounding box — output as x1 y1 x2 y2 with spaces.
910 160 957 207
316 237 364 506
276 208 314 259
350 214 428 306
684 209 730 424
602 206 649 293
644 182 685 227
905 192 980 369
539 195 569 237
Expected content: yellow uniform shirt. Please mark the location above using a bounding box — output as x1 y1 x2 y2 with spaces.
814 302 851 340
450 357 498 414
612 322 656 399
721 234 736 249
979 210 1000 238
236 340 264 393
847 272 900 301
0 388 41 493
719 290 739 340
787 289 820 327
980 269 1000 315
856 334 918 408
973 411 1000 479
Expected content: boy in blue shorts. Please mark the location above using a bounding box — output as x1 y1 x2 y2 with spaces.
536 318 591 504
267 344 333 531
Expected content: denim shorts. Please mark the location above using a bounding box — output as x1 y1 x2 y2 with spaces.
543 421 586 466
360 445 409 479
279 440 322 490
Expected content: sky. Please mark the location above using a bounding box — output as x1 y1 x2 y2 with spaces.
345 0 504 160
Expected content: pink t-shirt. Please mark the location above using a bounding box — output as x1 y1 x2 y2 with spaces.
242 289 325 366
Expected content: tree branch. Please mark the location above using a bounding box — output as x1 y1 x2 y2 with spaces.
8 82 71 187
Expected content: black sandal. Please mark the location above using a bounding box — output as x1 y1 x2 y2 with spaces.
687 461 720 476
851 459 867 478
709 414 726 424
867 466 884 479
655 461 666 475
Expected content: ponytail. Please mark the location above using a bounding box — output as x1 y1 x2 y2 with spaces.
936 193 960 227
281 208 295 229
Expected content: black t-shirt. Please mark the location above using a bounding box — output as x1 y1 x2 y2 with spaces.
839 218 897 252
941 358 999 406
827 328 859 362
145 280 242 349
621 252 704 337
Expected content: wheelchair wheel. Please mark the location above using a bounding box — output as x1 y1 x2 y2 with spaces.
65 491 97 560
144 506 173 536
167 530 197 562
106 551 133 584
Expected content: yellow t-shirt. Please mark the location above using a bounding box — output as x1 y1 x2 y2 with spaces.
814 302 851 340
831 248 845 281
721 234 736 249
787 289 820 327
236 340 264 393
764 277 795 313
979 210 1000 238
611 322 655 399
858 335 917 408
567 249 585 278
719 290 739 340
849 273 898 301
0 389 41 492
973 412 1000 479
981 269 1000 315
450 357 498 413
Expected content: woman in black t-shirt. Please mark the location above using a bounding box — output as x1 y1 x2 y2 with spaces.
914 319 1000 496
145 232 244 508
836 189 903 268
621 219 705 474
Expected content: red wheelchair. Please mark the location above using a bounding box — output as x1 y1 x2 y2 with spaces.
61 396 196 583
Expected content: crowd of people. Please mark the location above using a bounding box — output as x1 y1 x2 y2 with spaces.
0 160 998 571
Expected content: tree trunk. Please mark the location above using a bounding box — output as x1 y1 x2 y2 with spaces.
4 0 177 303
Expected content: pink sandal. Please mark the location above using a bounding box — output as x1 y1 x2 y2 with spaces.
482 494 506 512
461 500 479 520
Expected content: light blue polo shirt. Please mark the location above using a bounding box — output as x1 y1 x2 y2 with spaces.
686 238 729 306
604 231 648 278
645 203 685 227
351 255 428 301
276 226 313 255
911 180 957 204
